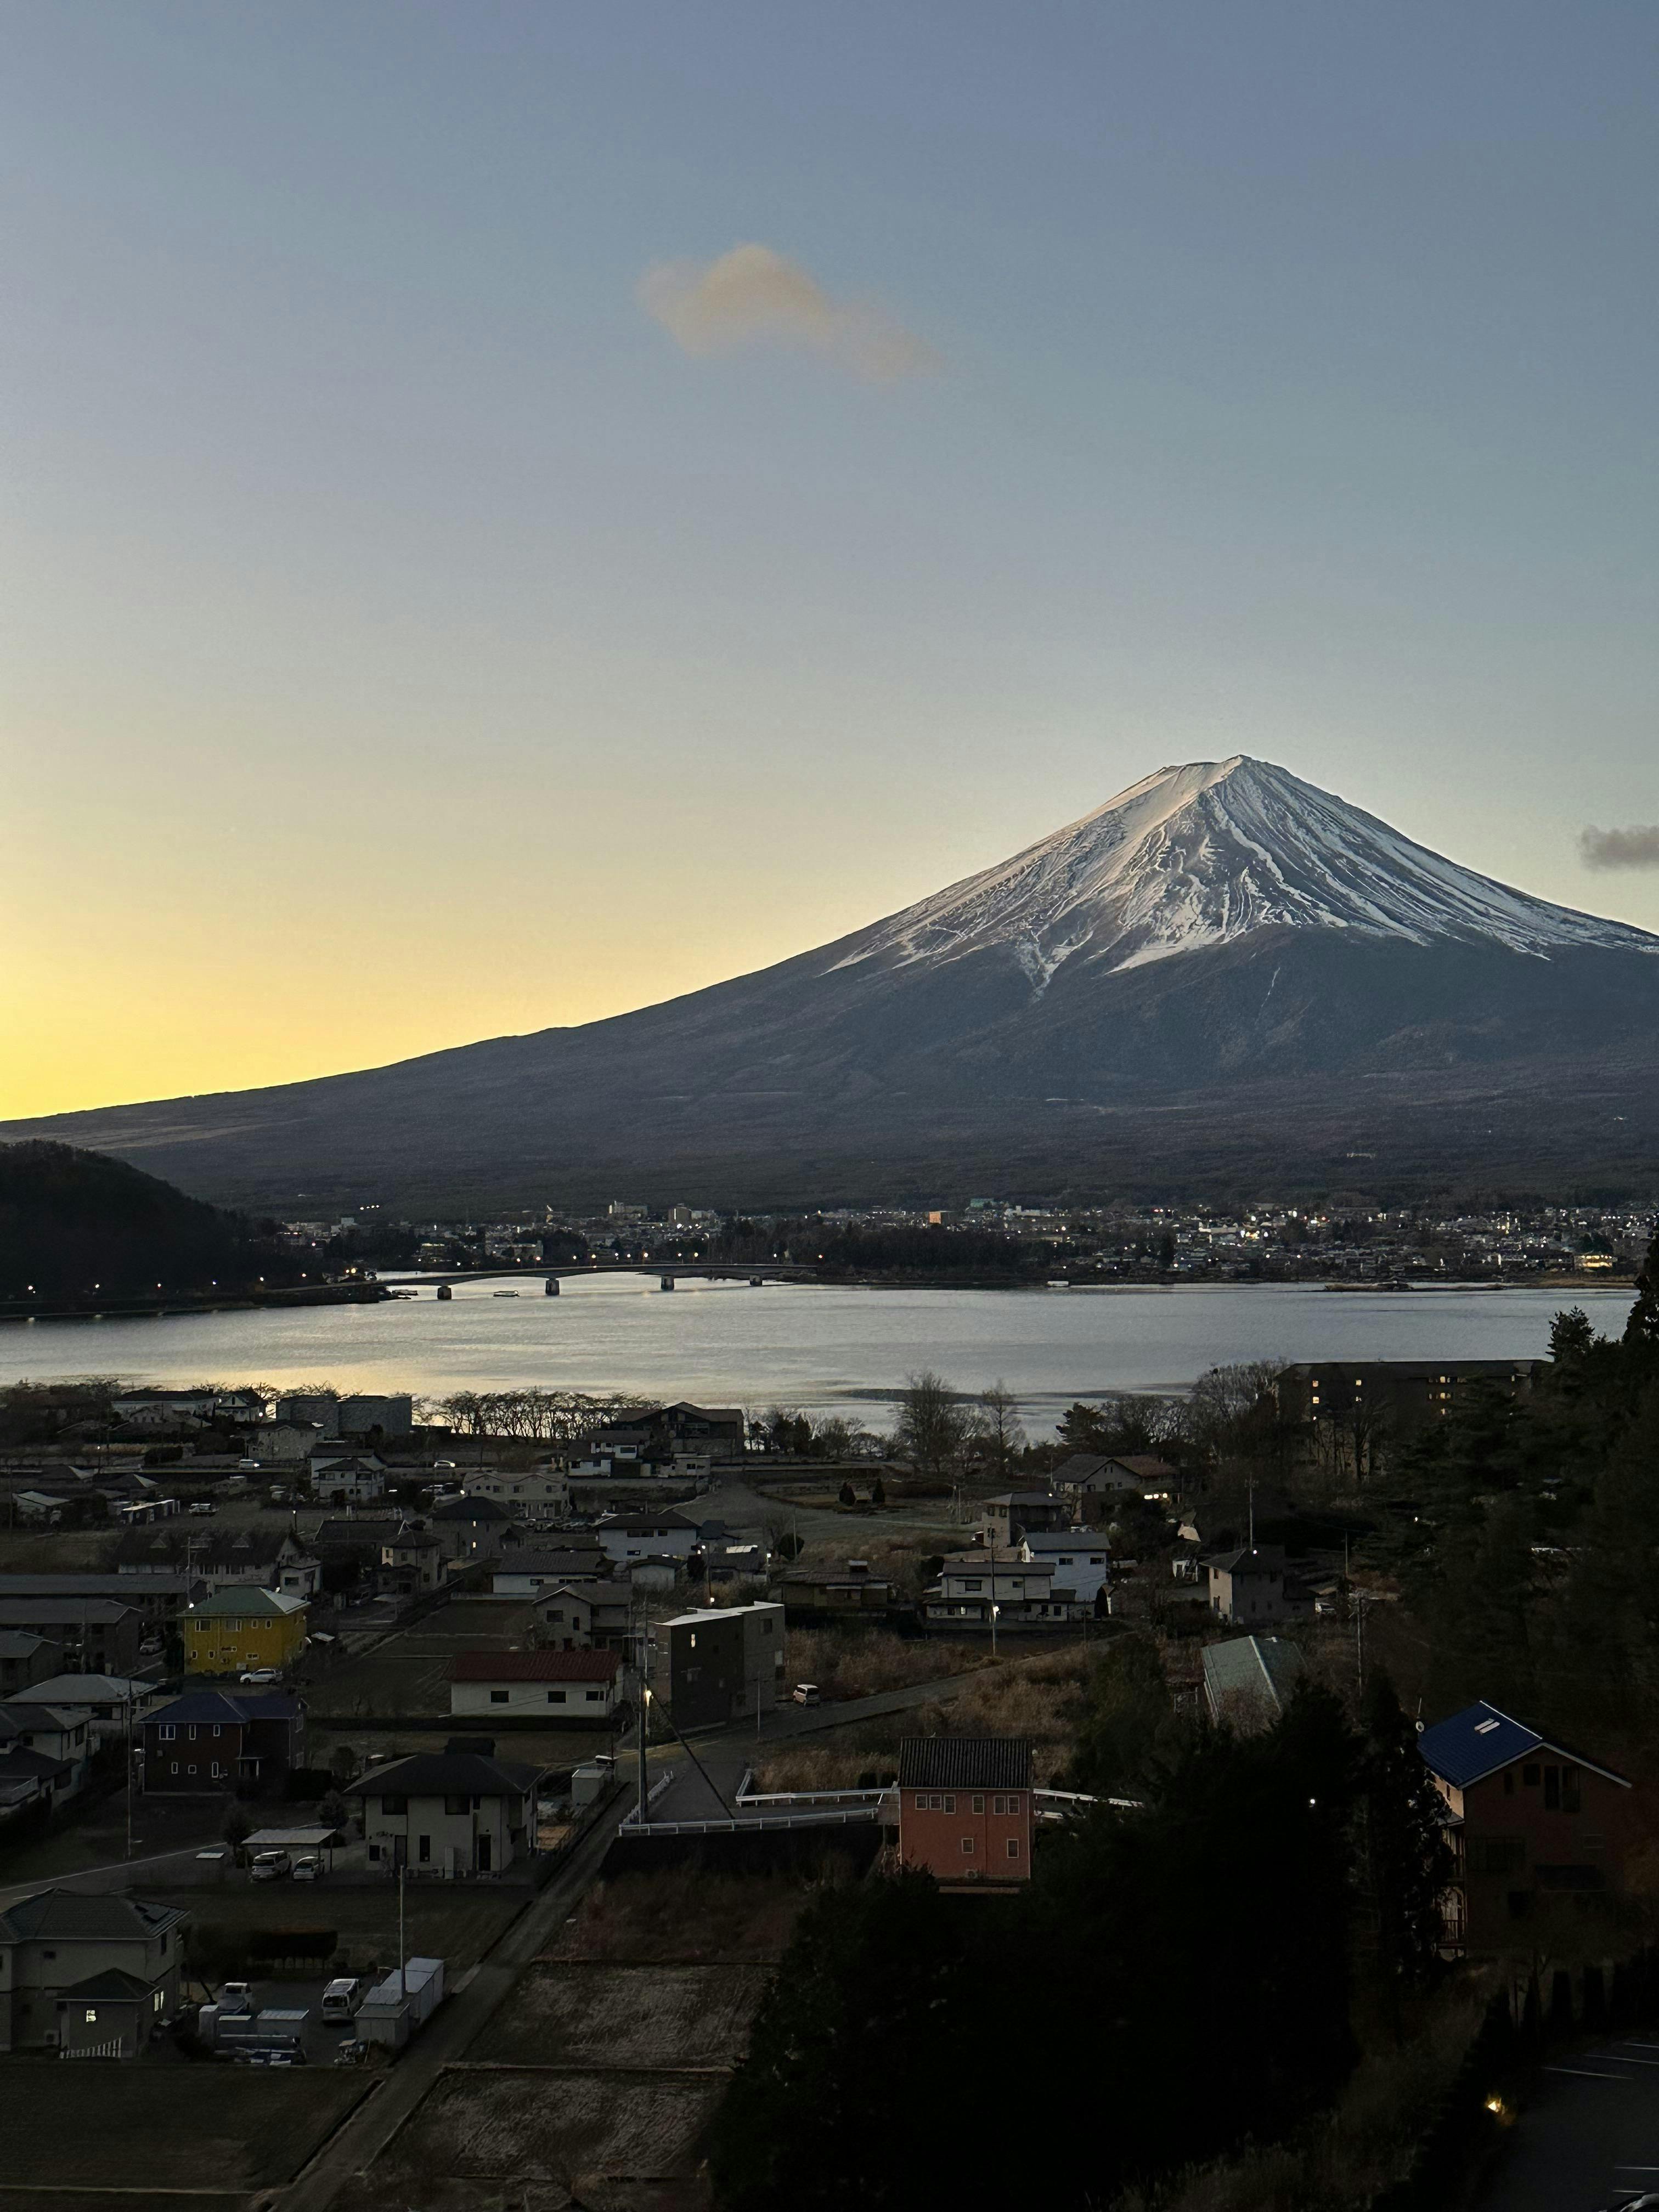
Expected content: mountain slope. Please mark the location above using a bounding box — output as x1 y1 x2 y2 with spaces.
8 758 1659 1208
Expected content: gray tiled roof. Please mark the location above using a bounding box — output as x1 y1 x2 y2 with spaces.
897 1737 1032 1790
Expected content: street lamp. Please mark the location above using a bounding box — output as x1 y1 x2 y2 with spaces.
991 1601 1000 1658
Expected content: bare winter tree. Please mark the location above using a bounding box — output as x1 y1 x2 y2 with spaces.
978 1380 1025 1480
894 1369 974 1481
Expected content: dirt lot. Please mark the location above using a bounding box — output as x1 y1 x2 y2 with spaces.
307 1597 546 1719
371 2067 724 2194
159 1880 527 1981
0 2063 371 2194
470 1960 771 2068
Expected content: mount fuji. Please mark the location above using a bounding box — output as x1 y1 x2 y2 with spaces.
10 757 1659 1208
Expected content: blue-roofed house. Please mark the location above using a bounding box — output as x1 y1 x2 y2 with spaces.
138 1689 304 1797
1418 1700 1633 1952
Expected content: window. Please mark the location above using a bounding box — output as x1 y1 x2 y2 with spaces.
585 1689 605 1703
1007 1838 1021 1859
84 2008 98 2024
211 1763 224 1779
1562 1765 1582 1814
961 1836 975 1854
1471 1836 1526 1875
169 1762 178 1775
158 1724 176 1742
381 1795 408 1815
418 1835 431 1861
489 1690 509 1706
548 1688 568 1703
153 1990 165 2012
972 1795 985 1814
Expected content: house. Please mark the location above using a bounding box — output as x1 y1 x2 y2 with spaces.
706 1542 768 1587
311 1515 404 1559
1201 1635 1306 1732
1204 1547 1302 1626
533 1583 632 1652
450 1647 621 1722
624 1555 685 1594
778 1561 895 1617
463 1469 570 1520
429 1496 518 1566
896 1737 1034 1885
181 1586 308 1678
309 1453 387 1506
1418 1701 1634 1953
1052 1454 1154 1499
381 1525 446 1597
276 1392 340 1437
593 1511 702 1566
240 1421 321 1465
0 1632 60 1696
348 1743 538 1876
9 1674 161 1746
0 1889 188 2056
924 1550 1087 1631
0 1703 91 1798
661 1603 786 1728
111 1387 222 1429
141 1690 304 1796
0 1571 196 1627
591 1403 746 1464
1016 1532 1113 1605
977 1491 1073 1544
492 1544 609 1598
121 1526 320 1600
0 1600 144 1676
0 1731 76 1822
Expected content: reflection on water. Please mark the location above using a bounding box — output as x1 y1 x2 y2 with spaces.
2 1275 1635 1432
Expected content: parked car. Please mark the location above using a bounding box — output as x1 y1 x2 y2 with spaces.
188 1501 216 1516
249 1850 291 1882
291 1854 323 1882
218 1981 254 2015
321 1977 363 2022
240 1667 283 1686
792 1683 821 1706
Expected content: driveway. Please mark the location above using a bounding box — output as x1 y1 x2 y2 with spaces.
1479 2043 1659 2210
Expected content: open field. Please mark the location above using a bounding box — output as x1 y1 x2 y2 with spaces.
307 1597 545 1718
160 1880 527 1979
548 1867 813 1962
371 2067 722 2193
0 2063 371 2194
756 1639 1100 1790
471 1960 771 2068
785 1623 990 1699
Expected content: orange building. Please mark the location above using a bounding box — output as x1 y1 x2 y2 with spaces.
897 1737 1034 1886
1418 1701 1633 1953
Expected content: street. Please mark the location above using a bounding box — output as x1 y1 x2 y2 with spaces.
1480 2046 1659 2210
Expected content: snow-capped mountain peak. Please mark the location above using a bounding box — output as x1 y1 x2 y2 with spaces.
829 755 1658 990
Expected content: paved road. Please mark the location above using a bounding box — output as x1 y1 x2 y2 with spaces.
1479 2043 1659 2210
277 1789 633 2212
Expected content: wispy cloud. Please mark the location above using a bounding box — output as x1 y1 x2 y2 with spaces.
639 244 938 383
1581 824 1659 871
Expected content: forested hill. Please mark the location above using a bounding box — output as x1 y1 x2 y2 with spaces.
0 1141 296 1306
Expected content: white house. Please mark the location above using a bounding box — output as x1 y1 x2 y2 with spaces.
309 1454 387 1506
347 1747 538 1877
0 1704 91 1798
923 1550 1089 1630
1016 1532 1113 1604
462 1469 569 1520
449 1647 621 1722
594 1511 702 1565
8 1674 162 1746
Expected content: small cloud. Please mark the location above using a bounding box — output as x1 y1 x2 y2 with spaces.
1580 825 1659 871
639 243 938 383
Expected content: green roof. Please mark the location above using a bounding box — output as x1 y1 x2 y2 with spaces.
187 1586 306 1619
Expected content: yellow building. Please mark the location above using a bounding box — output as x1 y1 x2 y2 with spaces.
182 1586 308 1677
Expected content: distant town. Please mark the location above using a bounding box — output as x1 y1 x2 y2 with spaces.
288 1192 1651 1289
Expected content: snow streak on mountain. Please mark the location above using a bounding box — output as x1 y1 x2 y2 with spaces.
831 756 1659 995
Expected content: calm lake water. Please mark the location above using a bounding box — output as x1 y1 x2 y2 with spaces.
1 1277 1636 1435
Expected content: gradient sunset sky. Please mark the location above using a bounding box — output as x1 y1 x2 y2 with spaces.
5 2 1657 1120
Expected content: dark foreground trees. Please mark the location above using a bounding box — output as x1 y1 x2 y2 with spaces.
708 1686 1403 2211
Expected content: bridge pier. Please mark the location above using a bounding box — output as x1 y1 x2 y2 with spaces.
659 1274 675 1291
544 1276 560 1296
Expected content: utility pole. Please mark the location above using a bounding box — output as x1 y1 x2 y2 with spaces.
636 1686 651 1826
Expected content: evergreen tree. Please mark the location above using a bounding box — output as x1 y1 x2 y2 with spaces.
1358 1673 1449 2016
1625 1228 1659 1350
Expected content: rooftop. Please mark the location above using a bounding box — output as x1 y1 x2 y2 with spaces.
450 1648 619 1683
0 1887 186 1945
1417 1700 1630 1791
347 1749 537 1799
898 1737 1034 1791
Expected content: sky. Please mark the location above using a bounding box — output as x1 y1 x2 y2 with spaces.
5 1 1657 1120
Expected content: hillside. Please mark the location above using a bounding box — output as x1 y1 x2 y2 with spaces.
0 1141 295 1305
5 759 1659 1211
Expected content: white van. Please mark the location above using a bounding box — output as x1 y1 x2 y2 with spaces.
321 1977 363 2023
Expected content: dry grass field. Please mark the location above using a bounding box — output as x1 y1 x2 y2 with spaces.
546 1867 816 1962
756 1639 1099 1790
160 1879 526 1979
308 1597 545 1718
0 2063 371 2195
470 1960 772 2069
374 2067 723 2192
783 1623 988 1697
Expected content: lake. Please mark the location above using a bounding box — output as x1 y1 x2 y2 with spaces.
0 1276 1635 1434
